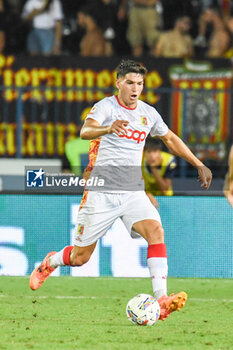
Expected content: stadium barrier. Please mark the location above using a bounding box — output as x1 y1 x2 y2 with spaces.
0 194 232 278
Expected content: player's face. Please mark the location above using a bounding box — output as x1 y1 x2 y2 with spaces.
116 73 144 108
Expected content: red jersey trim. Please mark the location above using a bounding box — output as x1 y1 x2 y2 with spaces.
115 95 137 110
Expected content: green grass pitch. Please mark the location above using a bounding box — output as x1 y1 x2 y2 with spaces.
0 276 232 350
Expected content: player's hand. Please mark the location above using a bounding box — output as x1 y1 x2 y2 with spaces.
109 120 129 136
197 165 212 190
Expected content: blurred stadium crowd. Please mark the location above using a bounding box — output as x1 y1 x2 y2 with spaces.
0 0 233 58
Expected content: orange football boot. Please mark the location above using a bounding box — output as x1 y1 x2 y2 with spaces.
158 291 188 321
30 252 57 290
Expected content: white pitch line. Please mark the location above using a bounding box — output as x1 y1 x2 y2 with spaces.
0 295 233 302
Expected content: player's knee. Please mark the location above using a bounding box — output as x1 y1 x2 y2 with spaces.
148 222 164 244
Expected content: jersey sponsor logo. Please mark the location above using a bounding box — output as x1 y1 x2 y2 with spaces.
118 129 146 143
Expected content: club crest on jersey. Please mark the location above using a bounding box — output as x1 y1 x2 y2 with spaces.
77 224 84 235
89 106 96 115
141 117 148 126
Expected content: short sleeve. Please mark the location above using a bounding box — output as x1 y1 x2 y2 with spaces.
150 109 168 137
86 100 108 126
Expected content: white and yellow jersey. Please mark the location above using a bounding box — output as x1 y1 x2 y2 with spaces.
86 95 168 168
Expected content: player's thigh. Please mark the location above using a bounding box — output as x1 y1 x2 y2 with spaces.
121 191 163 242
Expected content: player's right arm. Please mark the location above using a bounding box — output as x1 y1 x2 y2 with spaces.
80 118 129 140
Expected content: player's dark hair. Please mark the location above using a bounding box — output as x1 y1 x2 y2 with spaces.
144 138 162 152
116 59 147 78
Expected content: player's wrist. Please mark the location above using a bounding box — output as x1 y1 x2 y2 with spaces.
196 162 205 169
106 125 112 134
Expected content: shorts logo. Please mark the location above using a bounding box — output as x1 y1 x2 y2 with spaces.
77 224 84 235
141 117 148 126
118 129 146 144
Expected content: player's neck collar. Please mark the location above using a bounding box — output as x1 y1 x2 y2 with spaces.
115 96 137 110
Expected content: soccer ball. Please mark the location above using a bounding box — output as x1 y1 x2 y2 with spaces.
126 293 160 326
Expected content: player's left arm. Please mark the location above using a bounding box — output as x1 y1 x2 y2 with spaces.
160 129 212 189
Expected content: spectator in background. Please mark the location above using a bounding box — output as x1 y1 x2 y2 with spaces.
224 145 233 208
85 0 118 56
120 0 161 57
77 6 108 56
21 0 63 55
153 15 194 57
194 7 230 57
142 138 177 207
198 0 233 18
161 0 194 31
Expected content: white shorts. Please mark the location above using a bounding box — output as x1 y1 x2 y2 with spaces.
74 191 161 247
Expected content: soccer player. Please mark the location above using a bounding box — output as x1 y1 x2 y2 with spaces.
30 59 212 321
